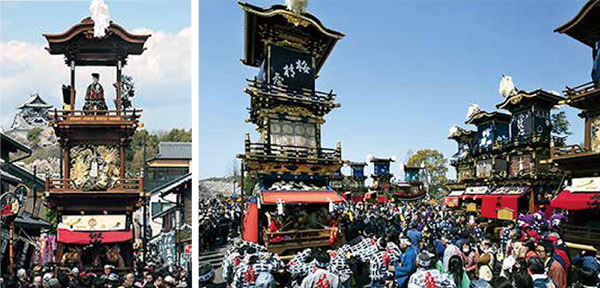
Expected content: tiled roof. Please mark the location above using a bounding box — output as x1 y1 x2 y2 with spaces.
17 94 52 109
152 142 191 160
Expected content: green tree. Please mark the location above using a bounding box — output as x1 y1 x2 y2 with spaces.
242 175 257 196
126 130 159 174
27 127 43 147
407 149 448 198
159 128 192 142
125 129 191 174
24 146 60 164
552 110 572 136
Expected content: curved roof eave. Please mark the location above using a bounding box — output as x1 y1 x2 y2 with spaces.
238 2 344 40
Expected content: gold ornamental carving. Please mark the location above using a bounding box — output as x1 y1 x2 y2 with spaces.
69 145 120 191
270 105 314 118
282 13 311 27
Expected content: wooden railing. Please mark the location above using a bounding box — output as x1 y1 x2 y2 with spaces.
48 109 142 123
561 224 600 246
262 227 334 253
247 78 336 103
46 177 143 192
551 144 590 159
564 81 599 97
245 142 341 163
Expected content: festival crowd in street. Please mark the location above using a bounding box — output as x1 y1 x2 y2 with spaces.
220 200 600 288
198 198 241 252
1 258 190 288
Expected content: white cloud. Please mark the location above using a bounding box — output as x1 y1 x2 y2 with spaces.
127 27 191 84
0 26 191 131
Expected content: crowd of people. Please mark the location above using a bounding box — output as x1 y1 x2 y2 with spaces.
221 201 600 288
2 262 190 288
198 198 241 252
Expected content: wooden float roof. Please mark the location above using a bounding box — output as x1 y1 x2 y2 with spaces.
496 89 564 111
44 17 150 66
239 2 344 74
555 0 600 48
465 110 511 126
448 126 477 141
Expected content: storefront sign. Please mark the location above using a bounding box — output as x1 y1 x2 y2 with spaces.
159 231 176 265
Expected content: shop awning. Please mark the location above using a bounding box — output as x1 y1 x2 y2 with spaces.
481 194 523 220
261 190 345 204
14 213 52 230
551 190 600 210
57 229 132 244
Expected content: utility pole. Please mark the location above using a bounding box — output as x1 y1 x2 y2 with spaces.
142 133 148 263
175 192 181 266
240 160 244 231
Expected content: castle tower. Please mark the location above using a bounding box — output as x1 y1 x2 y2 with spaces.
10 94 53 136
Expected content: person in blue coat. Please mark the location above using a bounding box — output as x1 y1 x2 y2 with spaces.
406 228 422 253
394 236 418 288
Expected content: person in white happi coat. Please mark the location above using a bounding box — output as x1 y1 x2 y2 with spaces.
326 249 352 287
407 252 455 288
300 249 343 288
223 239 267 283
368 238 396 288
232 249 282 288
288 248 314 287
346 237 379 263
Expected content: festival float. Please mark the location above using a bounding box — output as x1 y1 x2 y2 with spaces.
43 14 150 270
445 126 477 209
445 80 564 221
365 157 426 203
344 161 368 203
366 157 395 203
549 0 600 248
237 1 346 255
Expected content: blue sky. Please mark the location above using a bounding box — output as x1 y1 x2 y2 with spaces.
199 0 591 179
1 0 191 132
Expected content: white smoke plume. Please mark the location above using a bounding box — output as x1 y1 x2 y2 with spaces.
285 0 308 14
466 104 482 120
90 0 110 38
448 125 459 138
499 74 518 98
